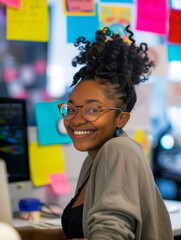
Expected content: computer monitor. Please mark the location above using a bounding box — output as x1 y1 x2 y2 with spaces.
0 97 30 183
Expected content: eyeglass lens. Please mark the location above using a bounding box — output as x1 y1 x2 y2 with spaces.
60 103 99 121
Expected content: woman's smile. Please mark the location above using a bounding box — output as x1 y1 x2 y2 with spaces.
71 129 96 138
63 80 123 160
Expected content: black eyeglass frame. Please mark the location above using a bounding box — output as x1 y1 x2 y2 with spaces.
57 103 123 122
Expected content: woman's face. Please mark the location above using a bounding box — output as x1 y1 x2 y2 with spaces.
64 80 126 160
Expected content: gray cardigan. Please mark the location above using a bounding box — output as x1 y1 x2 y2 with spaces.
75 132 173 240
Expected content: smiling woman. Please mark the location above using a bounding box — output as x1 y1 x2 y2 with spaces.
58 26 173 240
18 26 173 240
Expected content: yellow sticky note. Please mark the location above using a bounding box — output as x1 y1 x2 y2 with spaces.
132 129 151 167
29 142 65 186
133 129 143 144
6 0 49 42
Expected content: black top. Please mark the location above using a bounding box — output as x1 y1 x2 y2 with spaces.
61 178 89 239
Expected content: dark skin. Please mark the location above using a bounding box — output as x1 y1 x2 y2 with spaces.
16 81 129 240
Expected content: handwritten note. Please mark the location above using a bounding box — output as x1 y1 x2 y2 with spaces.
49 172 72 195
0 0 20 8
168 9 181 44
63 0 95 16
6 0 48 42
29 142 65 186
67 0 94 12
136 0 168 35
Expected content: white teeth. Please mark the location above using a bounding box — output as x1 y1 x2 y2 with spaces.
74 130 91 135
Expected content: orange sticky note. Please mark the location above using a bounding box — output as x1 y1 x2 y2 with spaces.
49 172 72 195
0 0 20 8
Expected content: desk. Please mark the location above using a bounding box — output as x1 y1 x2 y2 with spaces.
13 201 181 236
164 200 181 237
13 216 61 229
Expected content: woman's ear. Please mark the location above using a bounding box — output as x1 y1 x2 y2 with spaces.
116 112 130 128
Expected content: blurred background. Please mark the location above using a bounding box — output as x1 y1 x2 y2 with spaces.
0 0 181 202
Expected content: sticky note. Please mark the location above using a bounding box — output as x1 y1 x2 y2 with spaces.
35 101 72 145
29 142 65 186
166 81 181 107
124 83 153 131
147 45 167 77
136 0 168 35
132 130 151 166
6 0 49 42
63 0 95 16
100 0 133 2
67 4 99 43
0 0 20 8
168 9 181 44
100 5 131 42
67 0 94 12
49 172 72 195
167 44 181 62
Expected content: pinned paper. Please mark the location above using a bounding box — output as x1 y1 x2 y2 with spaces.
67 4 99 43
49 172 72 194
136 0 168 35
168 44 181 62
147 45 167 77
168 9 181 44
0 0 20 8
67 0 93 12
100 0 133 2
35 101 72 145
6 0 49 42
29 142 65 186
63 0 95 16
166 81 181 107
132 130 151 166
124 83 153 131
100 5 131 42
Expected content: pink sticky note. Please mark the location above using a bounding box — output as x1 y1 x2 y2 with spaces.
136 0 168 35
0 0 20 8
49 172 72 194
67 0 94 12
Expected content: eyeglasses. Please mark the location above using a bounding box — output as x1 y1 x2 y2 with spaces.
57 103 123 122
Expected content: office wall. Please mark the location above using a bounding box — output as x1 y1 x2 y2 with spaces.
9 126 87 212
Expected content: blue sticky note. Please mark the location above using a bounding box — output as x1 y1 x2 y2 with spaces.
67 4 99 43
100 0 134 2
35 101 72 145
168 44 181 61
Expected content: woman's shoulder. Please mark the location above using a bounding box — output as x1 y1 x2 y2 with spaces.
94 131 147 169
104 131 143 153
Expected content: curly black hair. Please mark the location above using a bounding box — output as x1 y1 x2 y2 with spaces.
71 25 154 112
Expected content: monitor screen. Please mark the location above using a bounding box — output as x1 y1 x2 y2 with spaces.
0 97 30 183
